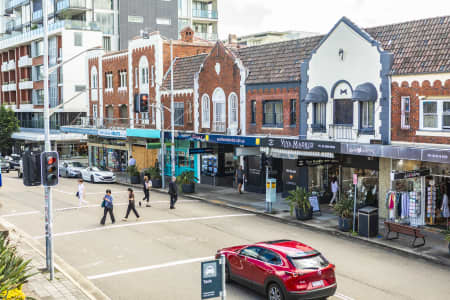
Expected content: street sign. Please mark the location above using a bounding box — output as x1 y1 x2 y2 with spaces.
201 259 223 299
353 174 358 185
189 148 214 155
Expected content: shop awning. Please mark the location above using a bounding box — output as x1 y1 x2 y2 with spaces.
352 82 378 102
304 86 328 103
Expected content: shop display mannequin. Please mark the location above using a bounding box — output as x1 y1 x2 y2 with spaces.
441 190 449 229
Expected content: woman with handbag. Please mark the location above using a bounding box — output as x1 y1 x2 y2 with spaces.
123 188 140 221
100 189 115 225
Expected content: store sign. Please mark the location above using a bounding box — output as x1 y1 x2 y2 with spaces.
235 147 260 156
98 129 127 139
393 169 430 180
189 148 214 155
146 142 173 149
261 138 340 153
60 126 98 135
421 149 450 164
206 135 260 146
296 158 338 167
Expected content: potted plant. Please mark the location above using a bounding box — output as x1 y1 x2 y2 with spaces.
149 166 162 188
127 165 140 184
334 195 354 232
176 171 198 193
285 186 313 221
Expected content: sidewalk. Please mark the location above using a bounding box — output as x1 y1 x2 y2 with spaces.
3 227 90 300
118 178 450 268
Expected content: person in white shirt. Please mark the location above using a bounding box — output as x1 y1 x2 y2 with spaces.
329 177 338 207
77 179 88 207
128 156 136 167
140 176 152 207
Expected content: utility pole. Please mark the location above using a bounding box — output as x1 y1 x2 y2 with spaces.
170 41 175 178
160 103 165 188
43 0 54 280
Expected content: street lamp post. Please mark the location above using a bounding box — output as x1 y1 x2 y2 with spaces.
170 41 175 179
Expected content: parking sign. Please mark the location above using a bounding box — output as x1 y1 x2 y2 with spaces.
201 259 223 299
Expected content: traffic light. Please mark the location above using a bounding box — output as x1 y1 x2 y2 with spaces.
23 150 42 186
41 151 59 187
140 94 149 112
134 93 149 112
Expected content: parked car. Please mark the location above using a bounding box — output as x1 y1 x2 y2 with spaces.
4 154 21 170
59 161 85 178
0 157 10 173
81 167 116 183
216 239 336 300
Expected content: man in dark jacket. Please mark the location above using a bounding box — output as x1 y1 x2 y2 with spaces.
169 176 178 209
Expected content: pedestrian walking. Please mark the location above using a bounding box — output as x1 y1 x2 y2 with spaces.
235 165 245 194
122 188 140 221
128 155 136 167
329 177 339 207
100 189 115 225
169 176 178 209
77 179 88 207
140 176 152 207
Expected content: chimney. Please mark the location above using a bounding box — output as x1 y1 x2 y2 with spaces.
228 34 237 45
180 27 194 43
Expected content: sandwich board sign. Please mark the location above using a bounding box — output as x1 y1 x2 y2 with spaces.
201 259 223 299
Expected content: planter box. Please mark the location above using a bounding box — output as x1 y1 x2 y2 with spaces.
130 175 140 184
182 183 195 193
152 178 162 188
338 217 352 232
295 207 313 221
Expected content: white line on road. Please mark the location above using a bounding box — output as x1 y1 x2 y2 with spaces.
335 292 356 300
53 189 143 195
87 256 215 280
0 200 199 218
33 213 255 239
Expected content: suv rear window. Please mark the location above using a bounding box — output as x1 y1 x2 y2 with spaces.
290 254 329 270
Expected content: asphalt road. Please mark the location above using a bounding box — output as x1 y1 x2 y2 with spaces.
0 172 449 300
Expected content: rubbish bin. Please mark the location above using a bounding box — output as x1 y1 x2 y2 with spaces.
358 206 378 238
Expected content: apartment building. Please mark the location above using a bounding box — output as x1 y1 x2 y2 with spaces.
236 30 317 47
178 0 218 41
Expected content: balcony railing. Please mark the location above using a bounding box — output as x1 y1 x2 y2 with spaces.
1 62 8 72
195 32 218 41
2 83 9 91
19 119 61 130
213 121 226 133
19 80 32 90
192 9 218 19
32 96 44 105
13 18 22 30
6 0 29 10
8 60 16 71
328 124 355 140
18 55 32 67
5 21 14 33
8 82 16 91
57 0 87 11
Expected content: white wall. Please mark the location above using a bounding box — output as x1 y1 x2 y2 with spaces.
306 21 383 143
61 29 103 112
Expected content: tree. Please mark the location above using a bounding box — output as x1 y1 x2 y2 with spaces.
0 106 19 155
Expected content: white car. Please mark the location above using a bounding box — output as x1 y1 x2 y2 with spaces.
81 167 116 183
59 161 85 178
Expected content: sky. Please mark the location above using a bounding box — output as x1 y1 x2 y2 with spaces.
218 0 450 39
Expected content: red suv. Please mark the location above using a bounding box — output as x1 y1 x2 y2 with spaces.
216 239 336 300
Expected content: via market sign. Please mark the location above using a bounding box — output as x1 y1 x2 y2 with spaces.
261 138 340 153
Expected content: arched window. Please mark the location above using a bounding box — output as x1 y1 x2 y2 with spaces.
212 87 226 132
90 66 98 100
202 94 210 128
119 104 128 125
139 56 149 93
228 92 238 127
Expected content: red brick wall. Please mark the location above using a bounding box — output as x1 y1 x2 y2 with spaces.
161 93 194 131
198 43 241 134
102 54 129 121
88 57 99 119
162 42 212 76
391 79 450 144
246 87 300 136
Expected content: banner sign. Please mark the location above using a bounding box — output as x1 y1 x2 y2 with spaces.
201 260 223 299
393 169 430 180
296 158 338 167
309 195 320 212
261 138 340 153
98 129 127 139
189 148 214 155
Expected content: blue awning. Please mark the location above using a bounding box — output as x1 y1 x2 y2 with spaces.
305 86 328 103
126 128 160 139
352 82 378 102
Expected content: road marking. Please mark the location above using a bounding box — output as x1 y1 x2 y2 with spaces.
33 213 255 239
87 256 215 280
0 200 199 217
53 189 143 195
334 293 356 300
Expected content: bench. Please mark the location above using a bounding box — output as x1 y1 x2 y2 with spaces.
384 221 425 248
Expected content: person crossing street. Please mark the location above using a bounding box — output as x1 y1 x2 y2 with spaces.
169 176 178 209
100 189 115 225
123 188 140 221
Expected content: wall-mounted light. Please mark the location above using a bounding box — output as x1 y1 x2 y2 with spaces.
339 48 344 61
